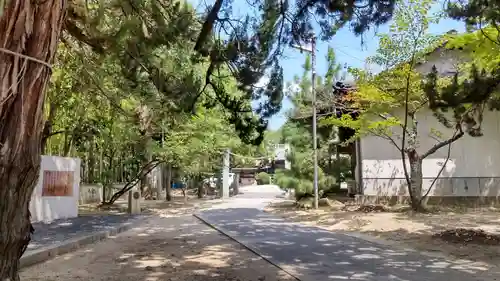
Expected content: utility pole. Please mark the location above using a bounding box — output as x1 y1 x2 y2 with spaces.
291 34 318 209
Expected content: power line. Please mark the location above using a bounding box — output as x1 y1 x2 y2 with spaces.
333 47 366 63
331 43 366 52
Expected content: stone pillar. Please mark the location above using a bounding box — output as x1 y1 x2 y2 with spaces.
222 149 230 199
128 184 141 214
232 173 240 196
156 165 163 200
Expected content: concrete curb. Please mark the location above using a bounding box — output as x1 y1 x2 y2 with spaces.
193 213 315 281
20 218 143 268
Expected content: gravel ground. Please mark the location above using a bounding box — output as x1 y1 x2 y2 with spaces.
20 215 295 281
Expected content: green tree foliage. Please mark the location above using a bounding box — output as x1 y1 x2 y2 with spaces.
273 49 349 200
191 0 403 141
40 1 288 201
421 0 500 112
46 28 286 200
45 27 264 201
64 0 268 144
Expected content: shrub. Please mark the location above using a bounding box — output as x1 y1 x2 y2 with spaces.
274 168 336 201
256 172 271 185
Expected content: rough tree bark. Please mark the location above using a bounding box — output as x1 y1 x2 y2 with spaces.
88 140 95 182
407 150 423 210
41 99 61 153
136 105 153 199
165 164 172 201
403 115 425 211
0 0 67 280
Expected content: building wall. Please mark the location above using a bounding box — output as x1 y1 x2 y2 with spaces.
274 144 290 160
106 183 129 201
273 144 291 170
240 177 256 186
360 109 500 197
30 156 81 223
414 47 466 77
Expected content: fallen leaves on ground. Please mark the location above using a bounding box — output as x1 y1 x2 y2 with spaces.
354 205 388 213
432 228 500 245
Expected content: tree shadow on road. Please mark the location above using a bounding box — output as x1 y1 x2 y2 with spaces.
197 208 500 281
266 202 500 265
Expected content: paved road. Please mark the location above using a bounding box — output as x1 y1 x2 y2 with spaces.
27 214 145 253
197 185 500 281
210 184 286 210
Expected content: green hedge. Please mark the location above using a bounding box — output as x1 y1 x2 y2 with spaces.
256 172 271 185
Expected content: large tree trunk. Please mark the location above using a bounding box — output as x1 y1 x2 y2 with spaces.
0 0 67 280
136 105 153 199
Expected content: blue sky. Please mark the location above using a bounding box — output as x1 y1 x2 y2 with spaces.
267 4 467 131
191 0 466 131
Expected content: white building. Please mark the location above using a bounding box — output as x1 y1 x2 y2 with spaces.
273 143 291 170
356 37 500 205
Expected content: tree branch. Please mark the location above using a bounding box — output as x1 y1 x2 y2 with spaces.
48 130 66 137
418 129 456 203
421 125 464 159
194 0 225 54
375 113 411 135
400 25 425 191
370 130 403 152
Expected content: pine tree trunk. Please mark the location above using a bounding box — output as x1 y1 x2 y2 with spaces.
137 105 153 199
165 164 172 201
0 0 67 279
88 140 95 183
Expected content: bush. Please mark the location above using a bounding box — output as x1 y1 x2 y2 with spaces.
256 172 271 185
274 168 336 201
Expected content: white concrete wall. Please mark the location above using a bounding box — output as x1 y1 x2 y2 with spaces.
30 156 81 223
361 109 500 197
79 184 103 204
274 144 291 169
240 177 256 186
104 183 129 201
